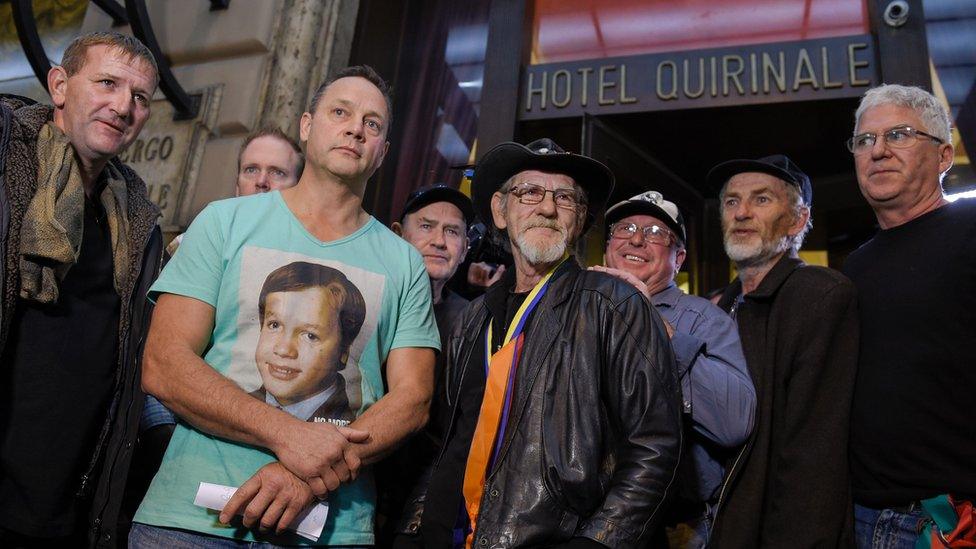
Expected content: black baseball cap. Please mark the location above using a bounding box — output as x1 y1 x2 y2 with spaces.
399 184 474 225
706 154 813 206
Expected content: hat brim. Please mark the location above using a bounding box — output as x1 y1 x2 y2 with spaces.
706 159 802 192
604 200 686 243
401 187 474 225
472 142 614 232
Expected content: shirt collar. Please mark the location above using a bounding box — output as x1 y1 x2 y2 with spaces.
651 281 682 308
265 381 339 421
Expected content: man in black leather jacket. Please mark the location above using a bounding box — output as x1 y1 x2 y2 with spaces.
395 138 682 549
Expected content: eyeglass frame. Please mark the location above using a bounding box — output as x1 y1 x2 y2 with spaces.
607 221 677 247
499 182 587 211
846 125 945 155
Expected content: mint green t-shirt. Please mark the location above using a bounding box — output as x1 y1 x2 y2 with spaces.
133 191 440 546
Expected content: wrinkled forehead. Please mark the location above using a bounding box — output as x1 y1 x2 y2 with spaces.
855 103 926 133
408 201 466 226
318 76 389 119
723 172 791 196
511 169 579 191
83 44 158 87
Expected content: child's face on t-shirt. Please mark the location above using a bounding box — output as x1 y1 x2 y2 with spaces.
255 287 345 405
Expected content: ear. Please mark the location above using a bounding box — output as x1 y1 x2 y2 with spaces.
490 192 508 231
674 247 687 272
789 205 811 237
48 66 69 108
299 112 312 142
938 141 955 176
459 236 470 263
391 221 403 236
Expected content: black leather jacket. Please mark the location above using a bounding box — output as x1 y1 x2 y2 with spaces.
402 261 683 548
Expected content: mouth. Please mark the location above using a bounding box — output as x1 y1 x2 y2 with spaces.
333 146 362 158
424 254 449 262
265 363 301 381
97 119 126 134
623 253 648 263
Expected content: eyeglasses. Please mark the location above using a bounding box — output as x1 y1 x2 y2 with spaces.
846 125 945 155
501 183 585 211
609 222 675 247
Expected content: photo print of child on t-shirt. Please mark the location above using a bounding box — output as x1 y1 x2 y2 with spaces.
227 248 384 427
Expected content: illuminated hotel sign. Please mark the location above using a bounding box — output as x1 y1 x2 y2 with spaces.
519 35 877 120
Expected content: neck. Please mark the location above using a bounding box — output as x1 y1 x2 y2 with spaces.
282 170 369 241
512 251 561 293
431 278 446 305
737 251 787 295
874 190 948 229
79 159 107 197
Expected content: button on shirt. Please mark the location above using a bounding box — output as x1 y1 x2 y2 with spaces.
652 283 755 502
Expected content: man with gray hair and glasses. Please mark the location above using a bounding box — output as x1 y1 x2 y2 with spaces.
707 155 859 548
844 84 976 548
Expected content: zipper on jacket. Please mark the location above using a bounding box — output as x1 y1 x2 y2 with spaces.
76 227 161 498
709 441 749 539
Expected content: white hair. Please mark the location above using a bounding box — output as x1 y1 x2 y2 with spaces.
854 84 952 143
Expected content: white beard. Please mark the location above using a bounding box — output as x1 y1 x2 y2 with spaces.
516 232 567 264
724 234 791 267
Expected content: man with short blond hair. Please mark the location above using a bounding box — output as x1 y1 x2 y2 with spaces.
844 84 976 549
0 31 162 547
708 155 858 548
235 127 305 196
131 65 439 547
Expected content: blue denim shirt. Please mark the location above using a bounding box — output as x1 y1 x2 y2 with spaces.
652 283 755 502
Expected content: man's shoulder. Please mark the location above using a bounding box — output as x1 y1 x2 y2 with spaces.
572 267 644 306
781 264 856 305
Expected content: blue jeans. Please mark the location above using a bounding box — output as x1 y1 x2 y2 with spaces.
854 503 929 549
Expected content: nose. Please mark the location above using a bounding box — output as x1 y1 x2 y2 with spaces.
256 171 270 191
732 201 753 221
273 334 297 358
344 118 365 141
535 190 558 217
628 228 646 246
109 88 132 120
869 136 890 160
431 228 447 249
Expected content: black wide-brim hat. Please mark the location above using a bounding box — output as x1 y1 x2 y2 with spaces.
471 138 615 232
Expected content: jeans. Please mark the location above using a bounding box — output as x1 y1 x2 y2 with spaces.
854 503 929 549
129 523 371 548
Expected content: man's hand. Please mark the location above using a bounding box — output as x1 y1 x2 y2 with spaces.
271 421 370 497
219 462 315 535
589 265 651 299
468 262 506 288
589 266 674 338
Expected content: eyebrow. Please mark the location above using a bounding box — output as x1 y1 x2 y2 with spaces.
333 98 386 123
92 71 152 97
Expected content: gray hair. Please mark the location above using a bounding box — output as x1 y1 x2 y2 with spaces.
719 177 812 255
854 84 951 143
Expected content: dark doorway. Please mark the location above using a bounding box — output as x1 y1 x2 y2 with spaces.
519 97 880 294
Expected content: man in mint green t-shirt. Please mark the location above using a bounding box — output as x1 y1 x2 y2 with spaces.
129 65 440 547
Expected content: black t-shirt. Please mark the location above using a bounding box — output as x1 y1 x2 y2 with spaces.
0 188 121 537
844 199 976 507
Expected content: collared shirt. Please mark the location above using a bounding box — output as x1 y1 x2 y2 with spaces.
652 282 755 502
265 383 339 422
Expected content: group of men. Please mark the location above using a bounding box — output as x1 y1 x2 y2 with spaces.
0 30 973 549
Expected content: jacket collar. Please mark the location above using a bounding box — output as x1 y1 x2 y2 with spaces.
743 254 805 301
